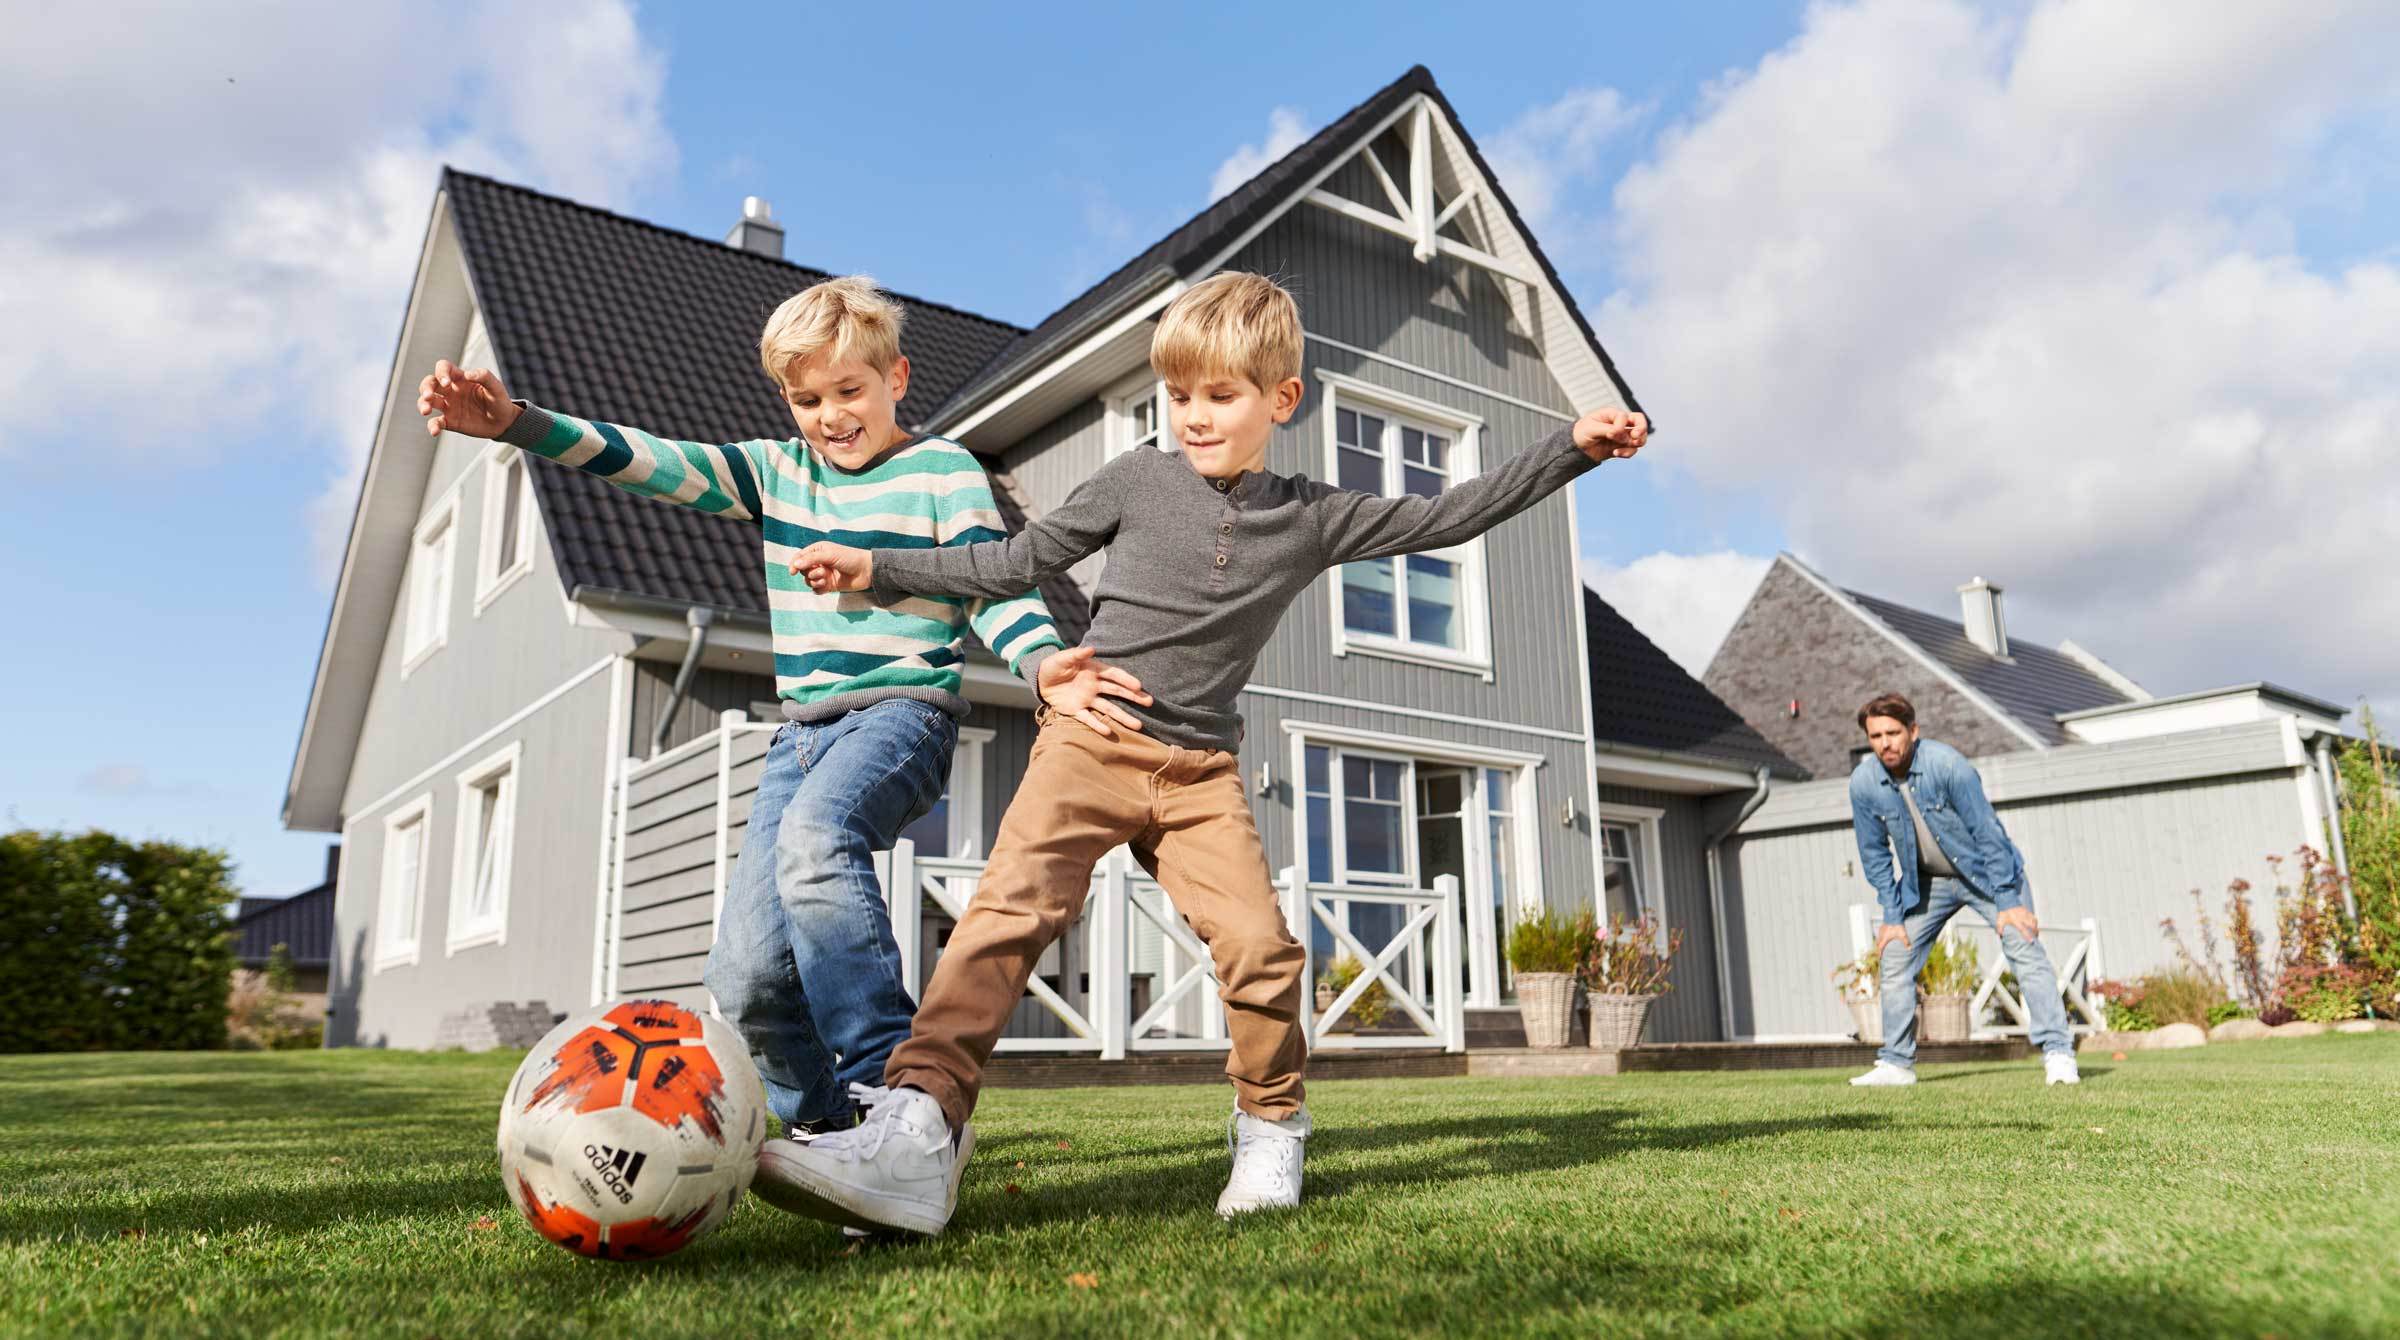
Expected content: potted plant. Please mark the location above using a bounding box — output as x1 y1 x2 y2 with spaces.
1507 908 1594 1048
1581 913 1680 1050
1917 934 1981 1043
1314 955 1388 1034
1832 946 1884 1045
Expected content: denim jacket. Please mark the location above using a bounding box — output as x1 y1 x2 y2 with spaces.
1848 738 2026 925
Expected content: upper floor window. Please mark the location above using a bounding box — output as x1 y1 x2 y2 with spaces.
474 444 539 614
1319 373 1490 677
1105 372 1166 458
403 493 459 674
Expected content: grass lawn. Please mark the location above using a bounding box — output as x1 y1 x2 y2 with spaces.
4 1038 2397 1339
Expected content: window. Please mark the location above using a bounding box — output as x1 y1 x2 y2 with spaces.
447 743 521 952
1592 802 1668 940
377 795 432 969
1318 373 1489 675
1484 767 1520 994
474 444 539 613
1303 744 1414 885
1105 372 1166 459
898 727 991 860
403 493 459 672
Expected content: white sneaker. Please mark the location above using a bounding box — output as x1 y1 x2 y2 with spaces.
2044 1052 2081 1086
1217 1105 1309 1218
1849 1061 1917 1087
752 1084 973 1236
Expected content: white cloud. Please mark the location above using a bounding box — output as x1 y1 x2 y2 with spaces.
1585 0 2400 716
0 1 675 580
1210 107 1310 202
1582 552 1772 676
78 764 207 799
1487 87 1642 229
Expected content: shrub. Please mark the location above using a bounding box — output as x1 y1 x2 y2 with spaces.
1319 955 1389 1029
1582 913 1680 996
1917 936 1980 996
1832 947 1882 1002
2339 712 2400 1008
0 830 236 1053
1508 908 1595 975
228 943 321 1052
2282 962 2369 1024
2090 979 2158 1031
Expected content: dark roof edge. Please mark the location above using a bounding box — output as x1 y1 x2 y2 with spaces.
572 584 771 629
437 167 1029 339
2055 681 2350 722
1592 738 1808 782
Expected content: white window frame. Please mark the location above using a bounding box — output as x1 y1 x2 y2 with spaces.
473 442 539 615
375 794 434 971
1103 369 1166 459
1302 741 1422 888
402 489 460 676
446 740 523 953
1593 800 1670 948
948 726 992 859
1316 370 1493 679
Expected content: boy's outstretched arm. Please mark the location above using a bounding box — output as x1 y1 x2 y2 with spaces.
792 452 1129 601
417 359 766 523
1311 407 1647 568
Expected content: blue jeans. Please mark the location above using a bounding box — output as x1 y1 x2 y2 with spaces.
700 697 956 1127
1877 876 2072 1068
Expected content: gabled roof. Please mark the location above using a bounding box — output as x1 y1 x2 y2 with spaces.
442 170 1080 623
928 64 1645 432
1584 587 1805 779
1841 589 2132 746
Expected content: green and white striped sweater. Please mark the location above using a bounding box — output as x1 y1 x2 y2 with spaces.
498 402 1063 720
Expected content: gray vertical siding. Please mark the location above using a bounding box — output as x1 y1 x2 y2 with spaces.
1720 726 2316 1039
1593 783 1719 1044
999 399 1111 595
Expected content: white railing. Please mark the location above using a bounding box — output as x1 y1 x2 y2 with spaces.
607 717 1468 1057
1846 903 2107 1037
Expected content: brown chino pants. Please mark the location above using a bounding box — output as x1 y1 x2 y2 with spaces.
885 711 1307 1126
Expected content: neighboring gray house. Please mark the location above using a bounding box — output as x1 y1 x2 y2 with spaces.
1700 552 2355 1040
294 66 1797 1050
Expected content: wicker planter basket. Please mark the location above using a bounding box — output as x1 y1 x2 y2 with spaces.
1921 992 1971 1044
1846 996 1884 1045
1516 972 1578 1049
1587 993 1655 1051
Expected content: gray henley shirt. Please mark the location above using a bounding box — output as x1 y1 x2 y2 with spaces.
869 426 1599 752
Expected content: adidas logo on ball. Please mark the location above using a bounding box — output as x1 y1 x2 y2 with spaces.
583 1144 648 1204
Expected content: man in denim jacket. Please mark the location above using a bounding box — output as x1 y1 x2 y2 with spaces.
1846 692 2079 1087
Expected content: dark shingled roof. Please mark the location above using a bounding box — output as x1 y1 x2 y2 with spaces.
929 64 1645 430
233 848 338 969
1846 590 2132 745
1584 588 1804 779
442 169 1090 640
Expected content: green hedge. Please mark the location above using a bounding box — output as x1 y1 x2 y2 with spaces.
0 830 237 1052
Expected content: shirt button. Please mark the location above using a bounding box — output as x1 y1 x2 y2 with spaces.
1214 554 1228 567
1213 478 1229 492
1220 522 1233 534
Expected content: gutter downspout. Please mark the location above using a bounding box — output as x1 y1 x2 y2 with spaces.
1705 767 1774 1042
650 607 715 759
2314 735 2355 917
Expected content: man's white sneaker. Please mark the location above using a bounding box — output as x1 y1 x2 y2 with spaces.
2044 1052 2081 1086
1217 1105 1309 1218
1849 1061 1917 1087
752 1084 972 1236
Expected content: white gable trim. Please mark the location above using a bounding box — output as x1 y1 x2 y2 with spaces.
286 189 483 832
1775 553 2049 752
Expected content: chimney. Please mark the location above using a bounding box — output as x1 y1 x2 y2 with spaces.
725 196 784 258
1958 577 2008 657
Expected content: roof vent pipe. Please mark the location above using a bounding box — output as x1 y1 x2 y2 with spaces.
652 607 716 758
1958 577 2008 658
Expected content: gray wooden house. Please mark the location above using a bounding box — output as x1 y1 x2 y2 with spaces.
286 66 1796 1052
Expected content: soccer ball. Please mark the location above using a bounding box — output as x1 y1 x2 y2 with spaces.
497 998 767 1260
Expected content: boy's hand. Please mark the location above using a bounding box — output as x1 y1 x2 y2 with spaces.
790 541 873 592
417 360 520 439
1037 645 1152 738
1572 407 1649 462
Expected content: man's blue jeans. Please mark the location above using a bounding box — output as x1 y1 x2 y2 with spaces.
1877 876 2072 1068
700 698 955 1127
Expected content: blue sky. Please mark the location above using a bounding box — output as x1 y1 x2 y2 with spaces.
5 0 2395 901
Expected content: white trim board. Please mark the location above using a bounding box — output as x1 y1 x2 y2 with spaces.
1305 332 1574 425
1238 682 1586 744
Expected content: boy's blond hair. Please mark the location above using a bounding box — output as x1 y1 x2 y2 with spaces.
1150 271 1302 392
758 275 906 386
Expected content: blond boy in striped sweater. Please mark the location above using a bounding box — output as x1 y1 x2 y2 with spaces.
416 278 1148 1159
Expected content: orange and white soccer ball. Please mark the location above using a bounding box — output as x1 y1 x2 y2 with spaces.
497 998 767 1260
